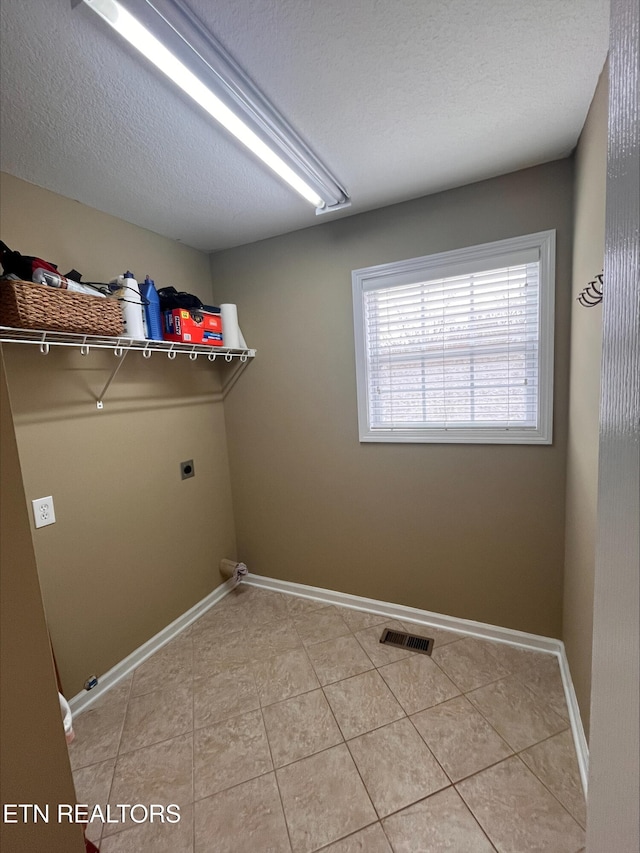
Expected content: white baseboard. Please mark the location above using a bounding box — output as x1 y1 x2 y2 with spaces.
68 578 236 717
245 573 561 653
68 571 589 793
246 572 589 791
556 643 590 794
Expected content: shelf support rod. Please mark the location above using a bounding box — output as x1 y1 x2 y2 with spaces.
221 356 251 398
96 347 131 410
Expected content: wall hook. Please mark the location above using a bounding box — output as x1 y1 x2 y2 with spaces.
578 271 604 307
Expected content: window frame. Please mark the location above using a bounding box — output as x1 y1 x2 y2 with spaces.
352 230 556 445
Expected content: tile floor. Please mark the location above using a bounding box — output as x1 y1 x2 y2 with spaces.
69 585 587 852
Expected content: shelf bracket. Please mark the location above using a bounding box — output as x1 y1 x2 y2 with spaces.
96 346 131 409
221 354 251 397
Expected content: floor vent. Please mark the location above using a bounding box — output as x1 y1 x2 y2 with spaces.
380 628 434 656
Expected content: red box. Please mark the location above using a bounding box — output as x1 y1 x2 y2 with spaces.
162 309 223 345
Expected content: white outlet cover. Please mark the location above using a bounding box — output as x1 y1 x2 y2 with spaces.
32 496 56 528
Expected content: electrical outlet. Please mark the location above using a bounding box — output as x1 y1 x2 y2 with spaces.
32 496 56 529
180 460 195 480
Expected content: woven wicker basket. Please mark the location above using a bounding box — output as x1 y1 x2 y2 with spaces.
0 279 124 336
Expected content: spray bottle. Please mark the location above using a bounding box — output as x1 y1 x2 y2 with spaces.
138 275 164 341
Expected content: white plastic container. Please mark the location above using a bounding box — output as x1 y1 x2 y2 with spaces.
111 271 145 339
59 692 74 744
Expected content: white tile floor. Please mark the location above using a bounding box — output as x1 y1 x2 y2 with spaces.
69 585 586 852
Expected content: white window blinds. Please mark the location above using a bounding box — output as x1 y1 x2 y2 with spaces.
352 232 555 444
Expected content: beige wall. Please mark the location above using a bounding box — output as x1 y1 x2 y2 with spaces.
1 352 84 853
1 173 237 694
211 159 574 638
563 65 607 737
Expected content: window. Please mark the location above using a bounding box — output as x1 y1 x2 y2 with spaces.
352 230 555 444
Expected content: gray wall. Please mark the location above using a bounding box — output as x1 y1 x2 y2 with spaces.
211 159 574 638
587 0 639 845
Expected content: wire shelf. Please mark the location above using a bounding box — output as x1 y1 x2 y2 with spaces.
0 326 256 361
0 325 256 408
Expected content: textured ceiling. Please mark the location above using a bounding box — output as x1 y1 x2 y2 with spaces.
0 0 609 251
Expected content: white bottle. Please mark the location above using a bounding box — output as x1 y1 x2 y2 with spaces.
115 271 145 339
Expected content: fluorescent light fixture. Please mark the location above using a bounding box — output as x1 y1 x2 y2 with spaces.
74 0 350 213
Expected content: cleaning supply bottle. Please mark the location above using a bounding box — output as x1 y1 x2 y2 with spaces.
139 275 163 341
109 271 145 339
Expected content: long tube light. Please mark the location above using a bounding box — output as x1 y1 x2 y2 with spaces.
74 0 350 212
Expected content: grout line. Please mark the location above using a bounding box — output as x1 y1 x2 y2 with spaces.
259 681 322 712
510 754 586 829
259 696 295 853
320 684 347 750
378 818 398 853
403 712 453 782
189 766 279 807
460 679 530 746
96 675 134 844
514 726 572 754
343 740 385 822
462 675 570 749
508 665 569 709
351 629 394 669
435 667 515 696
371 785 453 823
379 785 501 853
414 695 515 767
268 738 346 773
312 821 386 852
452 784 501 852
515 737 586 829
306 649 376 688
449 754 516 787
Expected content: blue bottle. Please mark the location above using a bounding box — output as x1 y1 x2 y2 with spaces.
139 275 163 341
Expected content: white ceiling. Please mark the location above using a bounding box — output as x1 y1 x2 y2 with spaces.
0 0 609 252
